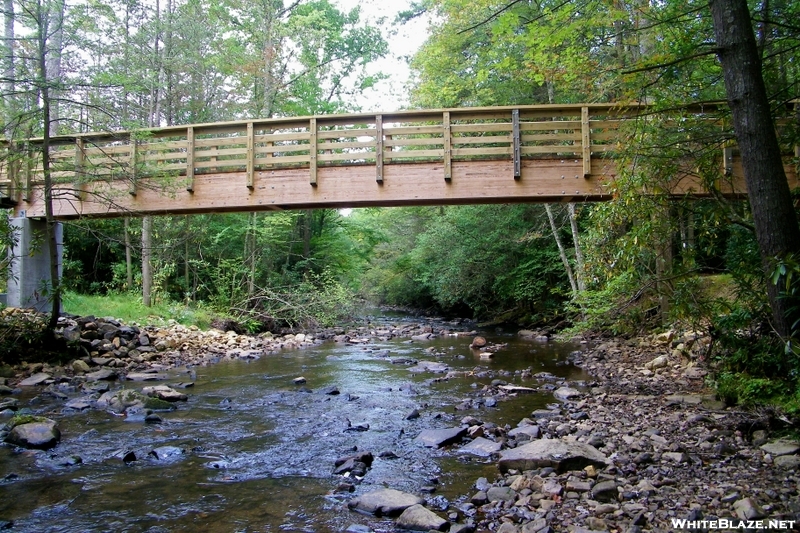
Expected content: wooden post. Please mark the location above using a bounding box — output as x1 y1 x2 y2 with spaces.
75 138 86 200
247 122 255 190
375 114 384 184
23 146 32 203
723 145 735 176
186 126 195 192
581 106 591 177
443 111 452 182
129 135 138 196
309 118 318 186
512 109 521 180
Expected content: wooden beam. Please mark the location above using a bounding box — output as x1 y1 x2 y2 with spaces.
443 111 452 181
186 127 195 192
247 122 255 189
309 118 317 186
375 114 384 184
581 106 591 177
512 109 521 180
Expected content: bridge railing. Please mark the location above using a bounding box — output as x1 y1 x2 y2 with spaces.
0 104 641 198
1 102 796 205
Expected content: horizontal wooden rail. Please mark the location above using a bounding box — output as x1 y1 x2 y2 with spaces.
0 102 797 218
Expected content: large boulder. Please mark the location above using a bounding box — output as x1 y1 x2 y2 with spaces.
498 438 608 473
348 488 424 517
396 504 448 531
5 417 61 450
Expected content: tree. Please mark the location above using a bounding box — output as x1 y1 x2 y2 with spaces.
709 0 800 338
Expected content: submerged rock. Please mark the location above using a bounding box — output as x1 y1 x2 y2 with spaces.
415 427 467 448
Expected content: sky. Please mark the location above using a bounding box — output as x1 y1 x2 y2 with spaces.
333 0 431 112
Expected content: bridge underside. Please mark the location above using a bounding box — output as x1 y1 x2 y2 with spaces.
14 157 773 220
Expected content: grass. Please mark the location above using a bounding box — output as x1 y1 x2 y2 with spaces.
62 291 217 329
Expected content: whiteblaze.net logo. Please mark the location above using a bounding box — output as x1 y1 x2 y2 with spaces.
670 518 798 530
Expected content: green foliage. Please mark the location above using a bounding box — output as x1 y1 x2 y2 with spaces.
0 309 51 364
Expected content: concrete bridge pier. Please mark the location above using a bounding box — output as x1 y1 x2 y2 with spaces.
6 217 63 312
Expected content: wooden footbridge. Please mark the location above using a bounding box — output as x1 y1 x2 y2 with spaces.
2 103 797 219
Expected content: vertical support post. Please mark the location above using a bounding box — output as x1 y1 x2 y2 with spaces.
7 217 63 312
795 144 799 180
186 126 195 192
23 146 32 203
443 111 452 182
581 106 591 177
309 117 318 186
512 109 521 180
75 137 86 200
247 122 255 190
129 135 138 196
375 115 384 184
723 145 735 176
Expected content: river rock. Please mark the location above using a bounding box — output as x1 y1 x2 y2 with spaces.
72 360 91 373
348 488 424 516
498 438 608 473
150 446 184 461
97 389 148 413
591 480 618 502
0 398 18 411
487 486 516 502
408 361 449 374
774 455 800 469
5 418 60 449
759 440 800 456
18 373 51 386
395 504 448 531
733 497 766 520
457 437 502 457
126 372 168 381
415 427 467 448
64 397 93 410
142 385 188 402
86 368 117 381
553 387 581 400
470 336 487 349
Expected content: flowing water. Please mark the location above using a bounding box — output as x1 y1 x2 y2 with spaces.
0 316 589 532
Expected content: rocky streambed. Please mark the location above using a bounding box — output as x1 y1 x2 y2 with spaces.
1 309 799 532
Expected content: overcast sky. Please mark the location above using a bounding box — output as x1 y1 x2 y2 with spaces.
333 0 430 112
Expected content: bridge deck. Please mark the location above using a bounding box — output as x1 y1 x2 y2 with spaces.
1 103 797 219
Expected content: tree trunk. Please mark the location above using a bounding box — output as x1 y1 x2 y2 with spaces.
142 216 153 307
124 217 133 289
2 0 14 100
45 0 65 137
545 204 578 297
709 0 800 337
567 203 586 292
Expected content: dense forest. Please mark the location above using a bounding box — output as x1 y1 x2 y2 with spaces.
1 0 799 407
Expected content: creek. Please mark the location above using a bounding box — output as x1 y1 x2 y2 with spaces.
0 314 589 532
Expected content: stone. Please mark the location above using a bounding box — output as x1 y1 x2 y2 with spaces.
496 524 519 533
72 360 91 373
553 387 581 400
457 437 502 457
733 497 766 520
566 480 592 492
347 488 424 517
486 486 516 503
142 385 188 402
509 424 540 440
470 336 487 348
126 372 168 381
415 427 467 448
395 504 448 531
86 368 116 381
5 418 60 449
498 438 608 473
644 355 669 370
18 373 51 386
591 480 618 503
64 397 93 410
774 455 800 469
760 440 800 457
149 446 184 460
662 452 689 464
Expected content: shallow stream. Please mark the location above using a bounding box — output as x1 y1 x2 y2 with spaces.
0 315 589 532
